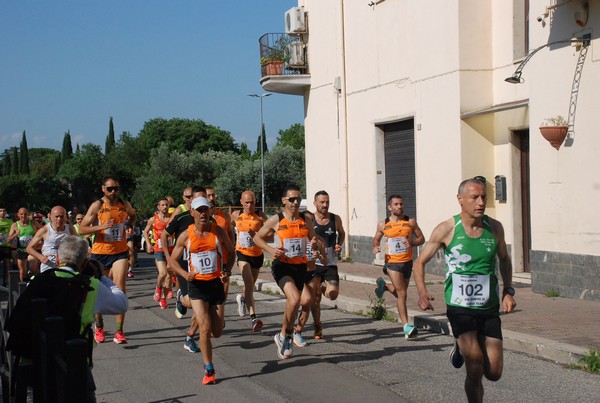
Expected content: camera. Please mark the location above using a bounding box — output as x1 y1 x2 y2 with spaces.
537 15 544 22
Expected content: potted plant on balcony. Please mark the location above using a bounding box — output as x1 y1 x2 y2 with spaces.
539 116 568 150
260 36 292 76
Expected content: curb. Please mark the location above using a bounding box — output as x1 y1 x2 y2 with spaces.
231 273 588 365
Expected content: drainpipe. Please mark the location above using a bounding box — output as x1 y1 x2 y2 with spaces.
339 0 351 260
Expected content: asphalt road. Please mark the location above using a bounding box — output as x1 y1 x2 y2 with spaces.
91 255 600 402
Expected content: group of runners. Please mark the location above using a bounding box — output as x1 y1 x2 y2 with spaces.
138 183 346 384
1 175 516 401
0 205 89 283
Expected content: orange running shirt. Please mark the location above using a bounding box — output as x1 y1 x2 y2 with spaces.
383 216 413 263
91 199 129 255
235 212 263 257
153 213 174 253
186 223 223 281
276 212 308 264
213 210 229 233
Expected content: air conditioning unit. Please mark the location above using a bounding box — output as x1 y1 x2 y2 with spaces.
286 42 305 67
285 7 306 34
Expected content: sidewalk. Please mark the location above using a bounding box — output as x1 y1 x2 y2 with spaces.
232 261 600 365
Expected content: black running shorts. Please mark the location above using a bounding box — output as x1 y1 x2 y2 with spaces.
236 251 264 270
188 278 225 306
272 260 306 292
446 305 503 340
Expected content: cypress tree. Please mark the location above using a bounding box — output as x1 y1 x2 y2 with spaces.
19 131 30 175
105 116 116 154
62 130 73 163
255 123 269 158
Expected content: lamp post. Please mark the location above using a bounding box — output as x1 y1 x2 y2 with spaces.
248 93 271 212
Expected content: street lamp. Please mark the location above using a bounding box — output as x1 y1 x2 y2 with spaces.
247 93 271 212
505 37 589 84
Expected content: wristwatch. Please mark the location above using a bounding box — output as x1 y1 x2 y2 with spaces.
502 287 515 298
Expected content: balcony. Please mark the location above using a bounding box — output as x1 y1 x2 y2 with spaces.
258 33 310 96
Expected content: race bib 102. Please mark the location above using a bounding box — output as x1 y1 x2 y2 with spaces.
451 273 490 307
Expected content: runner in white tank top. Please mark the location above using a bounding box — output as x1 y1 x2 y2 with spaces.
26 206 73 272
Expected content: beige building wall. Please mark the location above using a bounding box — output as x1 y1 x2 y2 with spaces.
271 0 600 300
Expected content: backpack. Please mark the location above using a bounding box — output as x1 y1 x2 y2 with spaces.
6 268 93 361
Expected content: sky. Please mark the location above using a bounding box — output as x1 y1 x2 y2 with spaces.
0 1 303 153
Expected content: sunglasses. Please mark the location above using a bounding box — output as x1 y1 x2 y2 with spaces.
286 197 301 204
105 186 120 192
183 194 192 199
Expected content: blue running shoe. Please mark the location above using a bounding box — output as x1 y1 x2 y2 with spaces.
293 330 307 347
403 323 418 340
184 337 200 353
274 333 293 359
175 289 187 319
375 277 387 298
450 341 464 368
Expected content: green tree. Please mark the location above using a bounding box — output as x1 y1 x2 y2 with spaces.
104 131 146 194
0 175 25 211
105 116 116 154
61 130 73 163
214 145 305 209
0 174 69 213
261 145 305 205
76 143 80 154
132 145 209 216
11 147 19 175
136 118 239 163
29 148 61 177
276 123 304 149
58 143 106 207
1 149 10 176
19 131 30 176
239 142 252 160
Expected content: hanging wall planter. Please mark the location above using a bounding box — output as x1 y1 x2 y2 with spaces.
539 116 568 150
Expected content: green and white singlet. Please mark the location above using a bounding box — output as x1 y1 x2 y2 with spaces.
444 215 499 310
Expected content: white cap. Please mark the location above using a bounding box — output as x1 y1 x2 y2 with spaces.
191 196 210 210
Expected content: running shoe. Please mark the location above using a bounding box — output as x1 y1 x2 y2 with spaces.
167 289 173 299
403 323 418 340
184 337 200 353
202 369 216 385
236 294 246 317
175 289 187 319
94 327 105 343
313 324 323 340
450 341 464 368
153 286 161 302
113 331 127 344
293 330 307 347
375 277 387 298
127 269 134 278
274 333 293 359
160 297 167 310
252 318 263 332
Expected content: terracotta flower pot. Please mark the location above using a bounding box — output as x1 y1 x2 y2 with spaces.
539 126 568 150
264 61 283 76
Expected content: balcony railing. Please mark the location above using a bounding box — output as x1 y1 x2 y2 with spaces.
259 33 307 78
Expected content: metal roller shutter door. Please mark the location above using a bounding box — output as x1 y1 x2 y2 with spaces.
383 119 416 219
